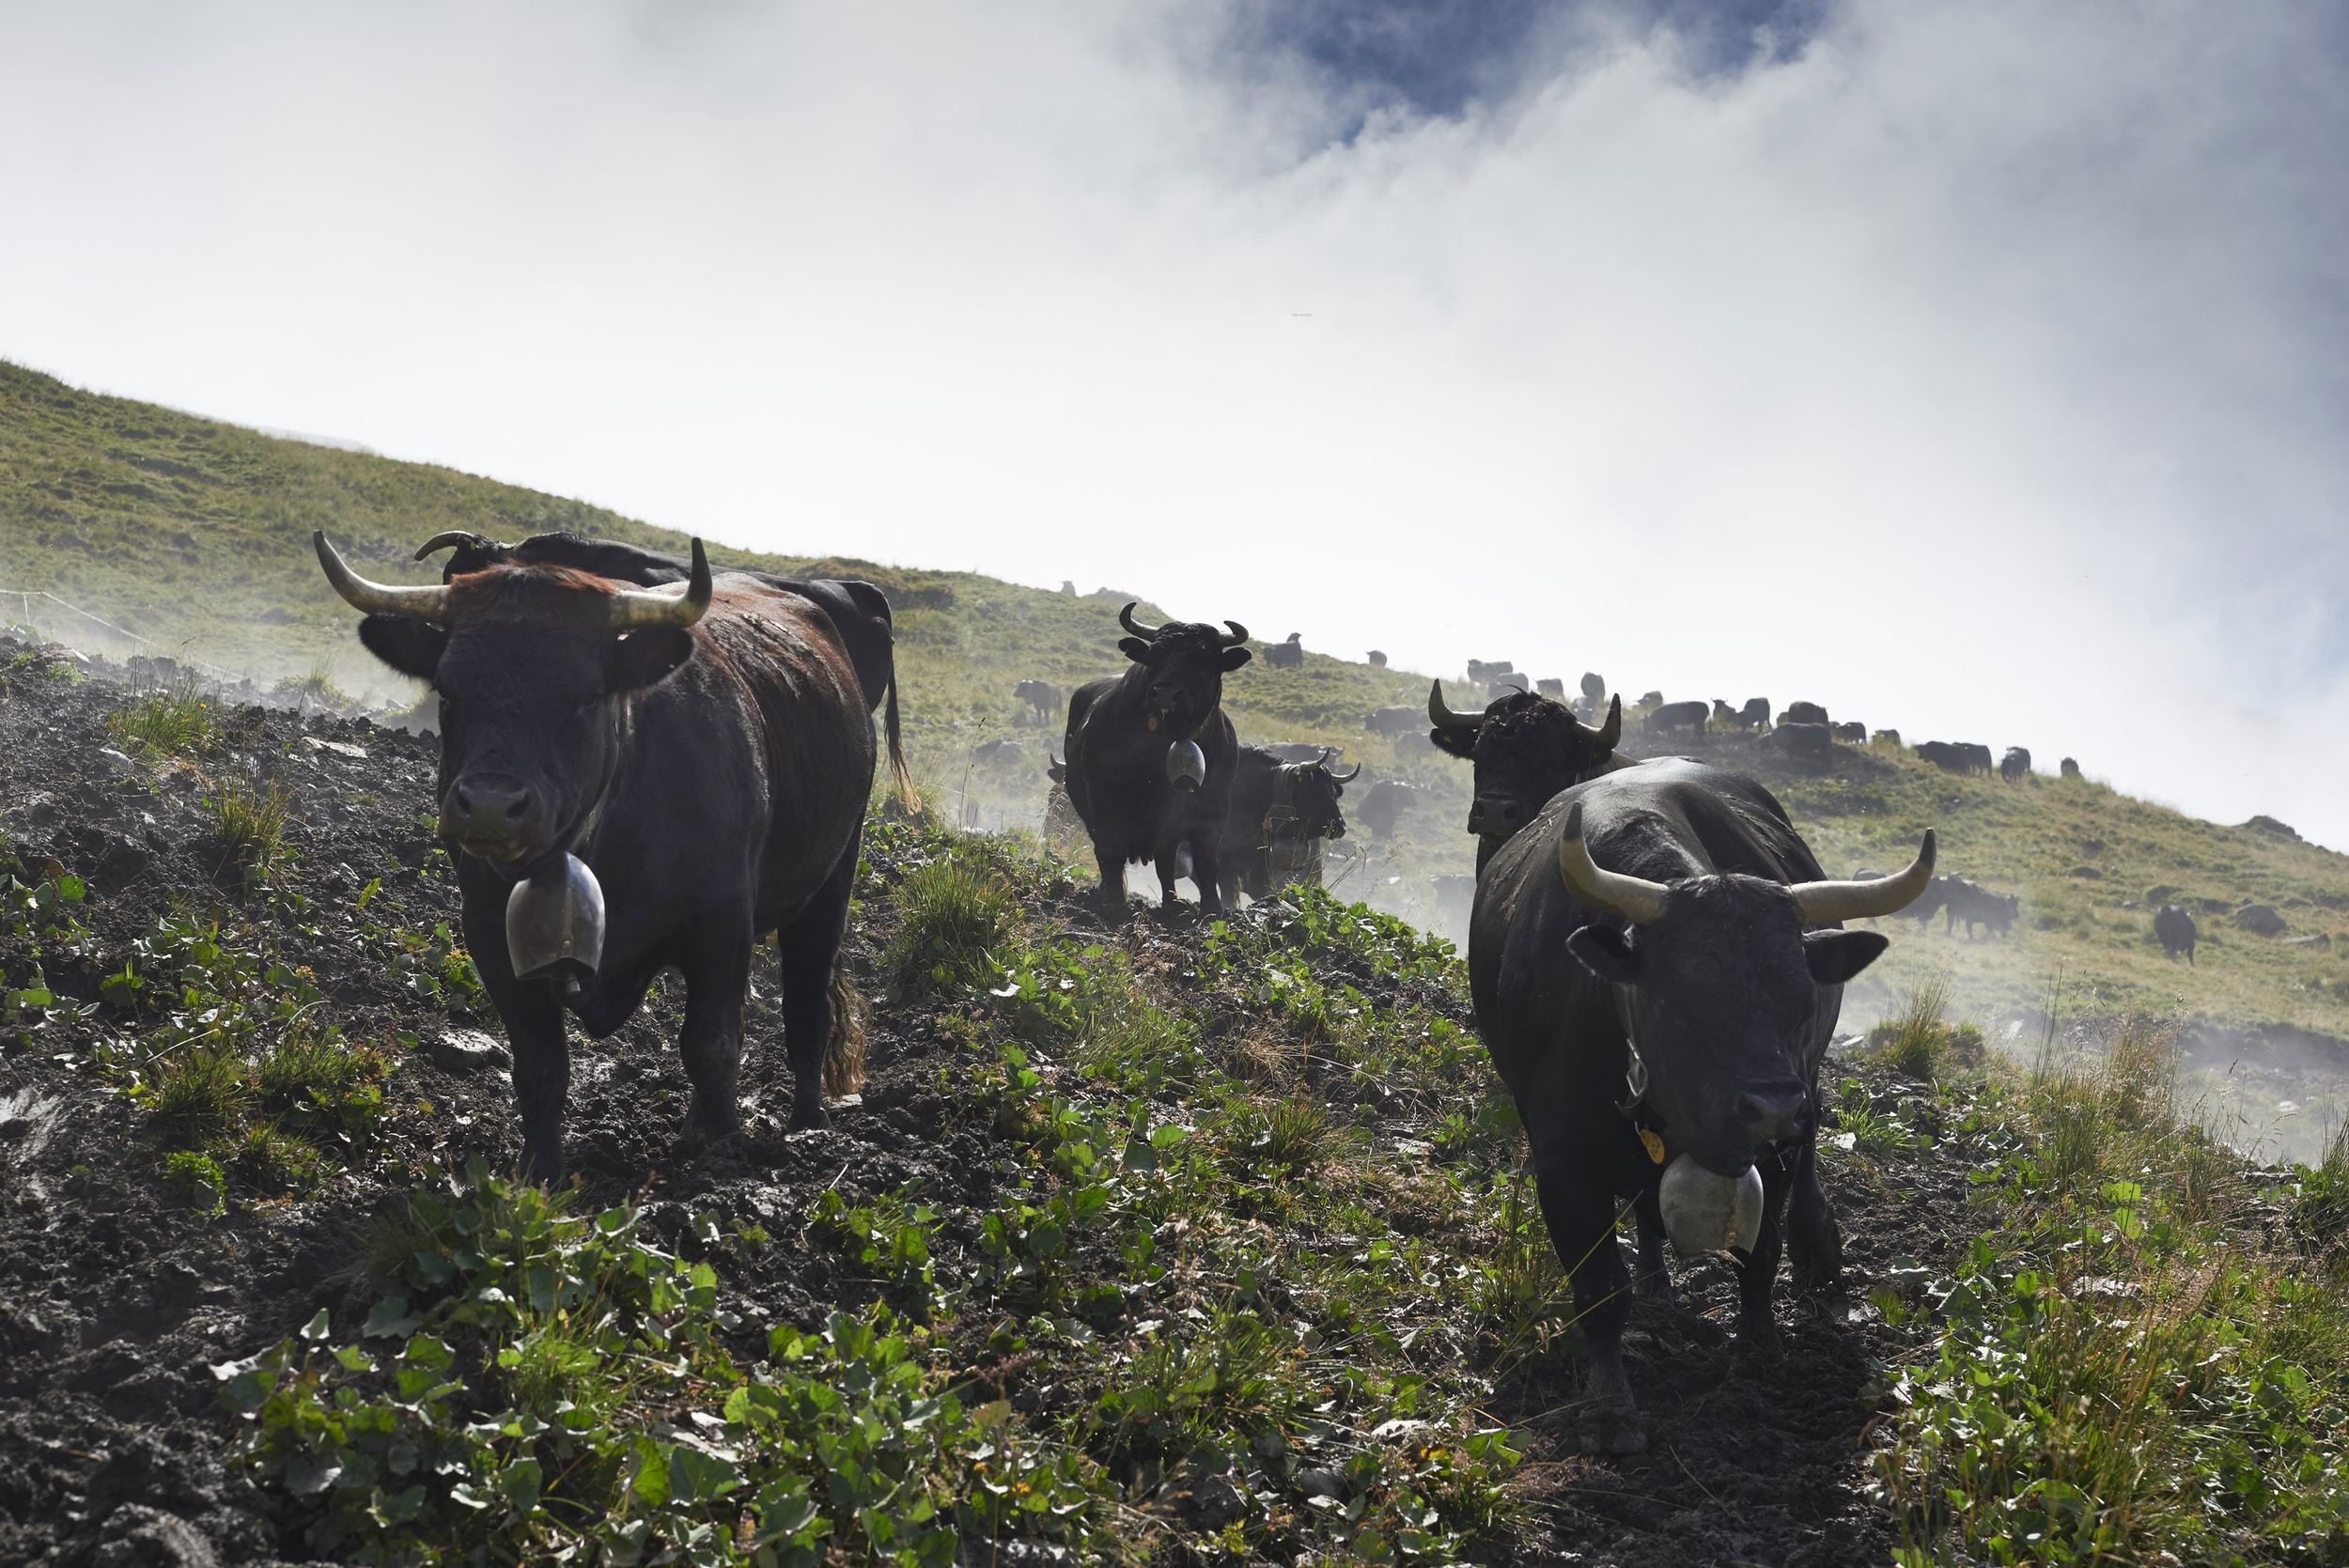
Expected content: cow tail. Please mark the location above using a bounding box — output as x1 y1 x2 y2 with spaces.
824 963 869 1097
882 658 919 814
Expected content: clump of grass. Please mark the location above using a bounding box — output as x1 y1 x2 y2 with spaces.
1862 977 1983 1082
207 777 294 873
148 1048 250 1149
223 1124 328 1195
271 665 352 714
882 854 1015 999
108 674 214 757
1237 1094 1335 1176
163 1150 227 1216
2290 1123 2349 1256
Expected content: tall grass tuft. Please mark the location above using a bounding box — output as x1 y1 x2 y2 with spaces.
881 854 1015 1000
1862 977 1984 1081
108 674 214 758
208 777 295 876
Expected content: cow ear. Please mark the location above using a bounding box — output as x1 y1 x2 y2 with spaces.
1565 924 1642 985
607 627 696 693
1117 637 1154 663
1803 928 1889 986
1219 645 1253 671
357 615 446 681
1429 724 1477 759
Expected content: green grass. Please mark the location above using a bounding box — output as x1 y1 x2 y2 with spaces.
206 776 294 873
879 853 1017 1000
106 673 216 757
1862 978 1984 1082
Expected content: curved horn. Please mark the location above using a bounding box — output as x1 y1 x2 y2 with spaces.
1118 602 1161 641
412 530 493 561
1591 693 1622 749
1222 619 1250 647
1555 800 1670 926
315 531 453 622
606 537 713 630
1789 831 1937 925
1327 753 1361 783
1428 679 1486 732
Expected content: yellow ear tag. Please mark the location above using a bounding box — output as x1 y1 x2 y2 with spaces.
1146 715 1159 732
1639 1128 1667 1165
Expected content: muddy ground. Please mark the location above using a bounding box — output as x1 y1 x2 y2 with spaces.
0 642 1981 1567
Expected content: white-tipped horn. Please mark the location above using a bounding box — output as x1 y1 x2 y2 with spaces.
606 537 713 630
315 531 454 622
1789 831 1937 924
1555 800 1670 925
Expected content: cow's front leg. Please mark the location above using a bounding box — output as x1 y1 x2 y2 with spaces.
1535 1166 1645 1454
1734 1150 1797 1358
677 921 753 1149
1151 837 1187 910
1783 1136 1843 1296
463 889 571 1184
1632 1183 1673 1302
1189 835 1226 915
775 837 860 1131
1091 837 1130 918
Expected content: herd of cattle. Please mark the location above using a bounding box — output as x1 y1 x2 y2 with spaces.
304 543 2191 1456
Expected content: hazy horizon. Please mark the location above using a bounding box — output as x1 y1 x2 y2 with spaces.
5 1 2346 846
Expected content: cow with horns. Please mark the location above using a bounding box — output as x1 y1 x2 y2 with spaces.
1216 746 1358 904
1470 760 1934 1452
314 529 910 1183
1063 603 1252 914
1428 682 1631 870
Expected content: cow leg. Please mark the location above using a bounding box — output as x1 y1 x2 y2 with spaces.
776 839 859 1130
1091 838 1129 917
677 920 753 1150
1783 1137 1843 1295
462 889 572 1185
1151 838 1185 910
1190 836 1227 915
1734 1152 1795 1358
1632 1184 1672 1301
1534 1167 1644 1454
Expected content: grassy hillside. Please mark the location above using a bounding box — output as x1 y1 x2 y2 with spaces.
8 358 2349 1138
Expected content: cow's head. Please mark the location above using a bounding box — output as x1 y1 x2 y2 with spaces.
1552 801 1934 1175
1429 684 1620 860
1278 751 1358 841
1116 603 1251 737
316 531 711 867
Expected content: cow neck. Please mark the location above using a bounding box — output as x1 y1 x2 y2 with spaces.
1609 986 1659 1128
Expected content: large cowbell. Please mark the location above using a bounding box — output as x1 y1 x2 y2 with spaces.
1163 738 1207 792
1657 1154 1765 1256
506 853 606 986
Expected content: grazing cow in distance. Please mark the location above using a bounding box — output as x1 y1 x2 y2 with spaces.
1014 678 1063 725
1832 722 1867 743
1430 684 1629 870
1906 875 1953 928
1467 659 1519 686
1779 701 1829 728
1942 877 2020 938
2155 904 2197 964
1064 603 1252 915
1874 729 1901 748
1766 722 1833 761
969 737 1025 770
1367 649 1388 668
1538 677 1566 699
1264 632 1305 669
2000 747 2030 783
1365 705 1421 737
2061 756 2081 779
1217 747 1356 903
1957 743 1995 776
1917 740 1964 773
1468 761 1934 1452
1060 580 1078 596
319 529 910 1181
1643 700 1709 737
1637 690 1665 708
1355 778 1420 839
1712 699 1769 733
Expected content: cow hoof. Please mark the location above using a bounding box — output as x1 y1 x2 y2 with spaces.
1734 1319 1785 1364
1636 1269 1673 1304
786 1099 830 1133
1573 1406 1648 1455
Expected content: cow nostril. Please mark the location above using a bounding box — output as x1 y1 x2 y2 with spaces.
1501 802 1520 821
503 793 530 823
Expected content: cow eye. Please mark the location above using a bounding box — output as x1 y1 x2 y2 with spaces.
577 694 600 714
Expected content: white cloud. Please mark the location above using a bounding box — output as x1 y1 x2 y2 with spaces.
3 0 2345 841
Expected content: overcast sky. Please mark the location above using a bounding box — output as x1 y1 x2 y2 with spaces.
5 1 2347 846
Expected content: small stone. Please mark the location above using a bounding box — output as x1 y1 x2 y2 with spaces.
429 1030 511 1073
1190 1472 1247 1529
91 1504 220 1568
1296 1467 1345 1500
99 748 139 776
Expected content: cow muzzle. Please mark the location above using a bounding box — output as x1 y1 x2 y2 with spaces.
444 773 542 861
1658 1155 1764 1256
1163 739 1206 793
1467 795 1525 837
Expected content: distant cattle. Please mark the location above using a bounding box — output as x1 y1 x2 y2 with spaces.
1430 685 1627 870
1906 876 1953 928
1355 778 1420 839
1712 698 1769 733
969 737 1026 769
1217 747 1356 903
1365 706 1422 738
1467 659 1519 685
1059 580 1077 596
1832 722 1866 743
1766 722 1833 761
1637 690 1665 708
1064 603 1252 914
1873 729 1901 748
1642 700 1709 737
2060 756 2081 779
2154 904 2197 964
1538 677 1566 699
1367 649 1388 668
2236 904 2288 937
1919 740 1993 776
1958 743 1995 776
1580 673 1606 703
1488 679 1530 702
1264 632 1305 669
1779 701 1828 728
1941 878 2020 938
1013 678 1062 725
1999 747 2030 784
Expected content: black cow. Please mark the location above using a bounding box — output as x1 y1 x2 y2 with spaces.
1264 632 1305 669
1642 700 1709 737
1766 722 1834 761
1958 743 1995 776
970 737 1026 769
1429 683 1628 871
1064 603 1252 914
2154 904 2197 964
1367 649 1388 668
1779 701 1829 728
2060 756 2081 779
1469 761 1933 1452
1905 875 1952 928
1637 690 1665 708
1537 677 1566 699
1999 747 2030 784
1580 673 1607 704
1711 698 1769 733
1941 877 2019 938
318 530 910 1183
1014 678 1062 725
1916 740 1971 775
1354 778 1420 839
1467 659 1518 685
1874 729 1901 748
1829 722 1863 743
1217 747 1356 903
1364 705 1422 737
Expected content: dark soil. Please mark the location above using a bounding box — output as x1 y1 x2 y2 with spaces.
0 639 1983 1566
